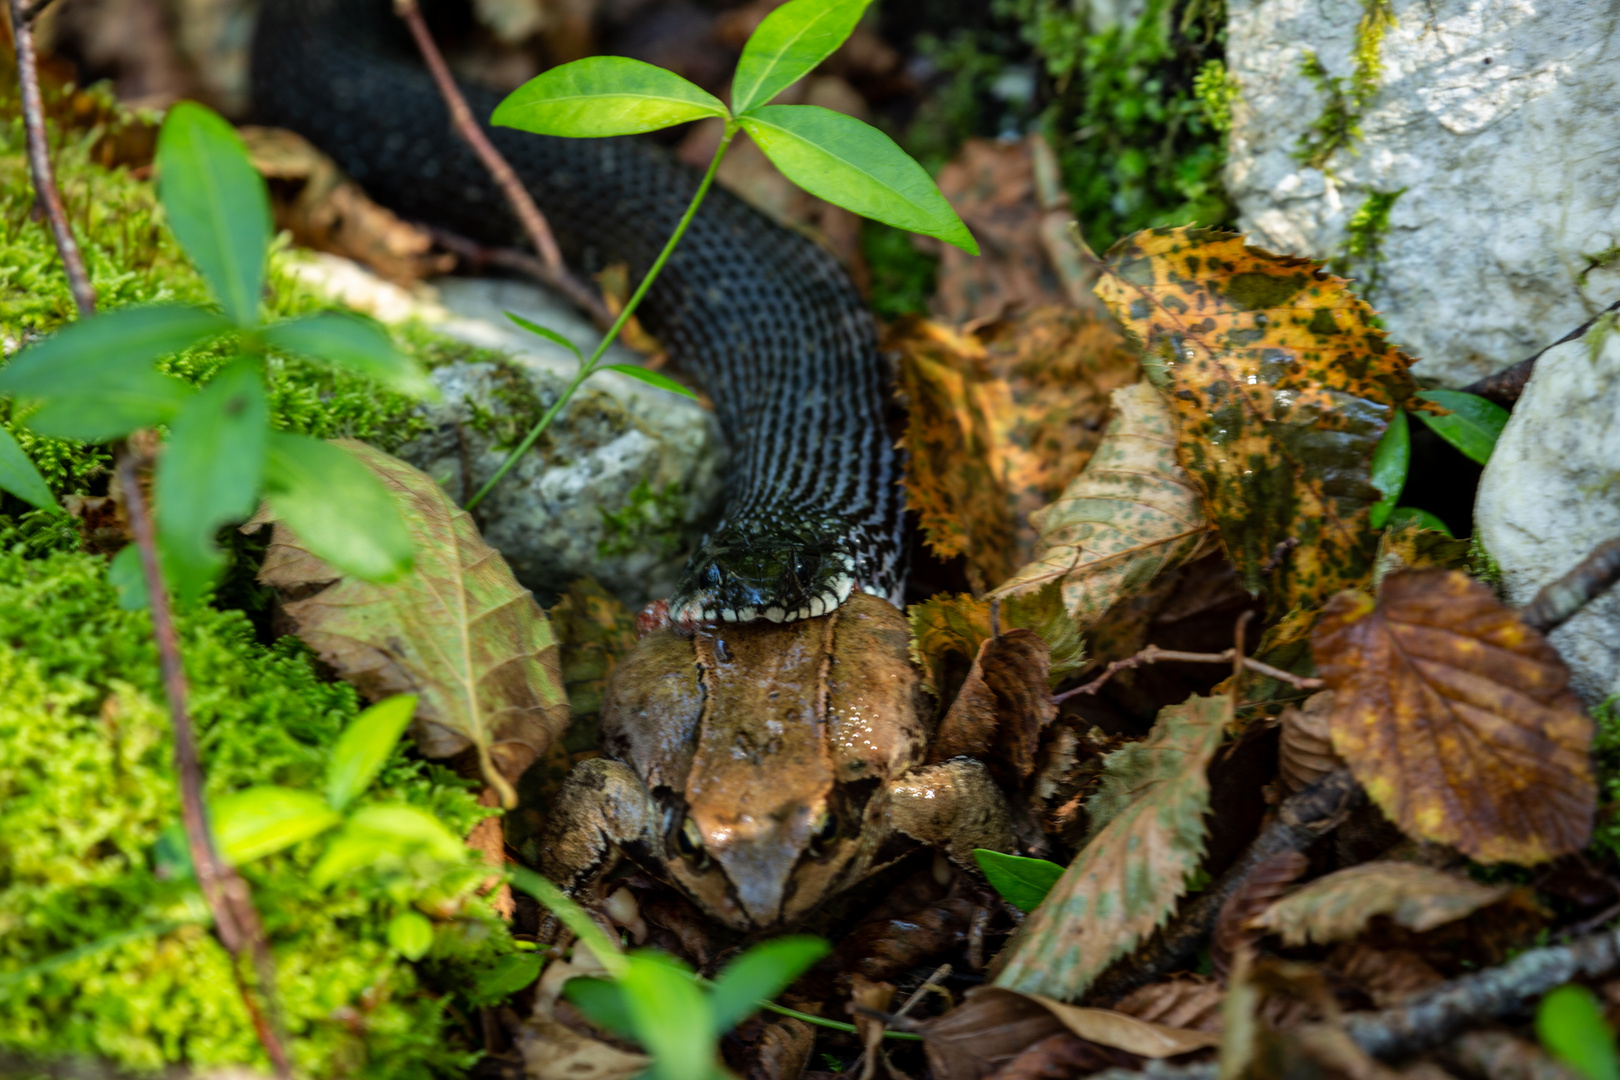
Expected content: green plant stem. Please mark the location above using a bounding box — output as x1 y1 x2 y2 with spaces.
465 123 737 511
759 1000 924 1040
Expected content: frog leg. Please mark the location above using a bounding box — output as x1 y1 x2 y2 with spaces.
886 756 1017 868
537 758 657 900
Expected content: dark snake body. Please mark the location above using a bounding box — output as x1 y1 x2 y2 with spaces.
250 0 906 623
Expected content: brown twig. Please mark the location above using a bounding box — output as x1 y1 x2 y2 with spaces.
117 449 291 1078
1518 535 1620 635
1054 644 1323 704
8 0 95 315
393 0 609 325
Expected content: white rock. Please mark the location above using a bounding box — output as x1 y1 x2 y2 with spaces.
1226 0 1620 386
1474 326 1620 706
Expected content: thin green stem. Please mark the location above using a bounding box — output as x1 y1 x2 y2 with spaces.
465 122 738 511
759 1000 924 1040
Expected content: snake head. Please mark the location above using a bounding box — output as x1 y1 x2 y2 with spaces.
670 528 858 625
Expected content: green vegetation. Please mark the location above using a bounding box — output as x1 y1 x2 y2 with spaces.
1294 0 1394 170
1538 983 1620 1080
598 476 689 559
1590 696 1620 865
1332 187 1404 289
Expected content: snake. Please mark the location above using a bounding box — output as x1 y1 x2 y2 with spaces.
250 0 907 625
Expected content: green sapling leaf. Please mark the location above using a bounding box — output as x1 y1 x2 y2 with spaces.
1414 389 1508 466
310 803 468 886
601 363 697 398
0 425 58 512
1386 506 1453 537
507 866 627 977
1538 984 1620 1080
156 102 272 328
387 910 435 961
212 786 342 864
263 432 414 582
263 312 436 398
108 544 149 610
326 693 419 811
619 952 717 1080
21 369 194 443
155 358 269 600
739 105 977 253
0 304 230 399
505 311 583 360
1369 408 1409 529
708 935 829 1032
492 56 728 138
731 0 872 115
973 848 1065 913
477 953 544 1000
564 976 638 1039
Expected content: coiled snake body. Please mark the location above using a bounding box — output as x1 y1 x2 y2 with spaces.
250 0 907 623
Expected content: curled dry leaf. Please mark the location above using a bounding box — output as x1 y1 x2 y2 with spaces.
1324 944 1444 1008
929 629 1055 789
744 1018 815 1080
253 440 570 807
909 583 1086 703
1095 227 1420 612
995 694 1231 1000
894 307 1140 592
989 380 1208 630
985 1033 1130 1080
1213 849 1311 977
1250 861 1514 946
1278 691 1343 796
1312 569 1595 864
1113 978 1225 1034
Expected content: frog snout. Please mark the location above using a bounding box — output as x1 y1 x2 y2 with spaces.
695 808 811 928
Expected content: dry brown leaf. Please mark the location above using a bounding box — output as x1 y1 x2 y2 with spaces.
994 694 1231 1000
1278 690 1343 796
894 307 1141 591
1095 227 1421 613
989 380 1208 629
1113 978 1225 1034
850 976 895 1080
1212 850 1310 976
1251 861 1513 946
929 629 1055 789
1312 569 1595 864
744 1018 815 1080
241 126 453 285
984 1033 1129 1080
1323 944 1444 1008
252 440 569 806
1029 992 1220 1056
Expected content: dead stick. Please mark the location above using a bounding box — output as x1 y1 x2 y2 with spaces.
1519 535 1620 635
8 0 95 315
117 449 292 1078
1054 644 1323 704
393 0 610 326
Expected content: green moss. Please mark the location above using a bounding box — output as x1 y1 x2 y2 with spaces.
1193 58 1239 133
598 477 688 560
0 537 514 1076
1590 695 1620 865
861 222 940 321
1331 188 1404 289
1294 0 1394 171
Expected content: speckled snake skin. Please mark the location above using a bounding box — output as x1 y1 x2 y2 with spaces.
250 0 907 623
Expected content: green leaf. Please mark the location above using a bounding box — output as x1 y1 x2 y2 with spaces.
212 786 341 864
1414 390 1508 466
564 977 637 1039
731 0 872 115
262 312 436 398
388 910 435 961
973 849 1066 914
740 105 977 253
1386 506 1453 537
155 358 269 600
619 952 716 1080
156 102 272 327
263 433 413 582
507 866 626 977
326 694 419 811
1369 408 1409 529
0 425 57 512
22 369 195 442
108 544 149 610
1538 984 1620 1080
492 56 728 138
477 953 544 1000
505 311 583 361
600 364 697 398
709 936 829 1032
310 803 468 886
0 304 230 398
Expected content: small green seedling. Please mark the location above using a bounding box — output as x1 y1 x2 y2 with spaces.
974 848 1065 914
1368 407 1408 529
1538 984 1620 1080
1365 386 1506 536
1413 389 1509 467
0 102 432 601
467 0 977 509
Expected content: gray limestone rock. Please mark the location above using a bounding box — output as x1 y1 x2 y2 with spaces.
1474 325 1620 707
1225 0 1620 387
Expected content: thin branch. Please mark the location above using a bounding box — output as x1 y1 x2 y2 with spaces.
8 0 95 315
1054 644 1323 704
392 0 609 325
117 448 291 1079
1518 535 1620 635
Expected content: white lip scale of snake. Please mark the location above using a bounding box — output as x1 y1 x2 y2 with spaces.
670 572 858 626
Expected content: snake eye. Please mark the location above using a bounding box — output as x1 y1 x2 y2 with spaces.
676 816 708 866
792 553 817 584
701 562 724 588
808 807 838 857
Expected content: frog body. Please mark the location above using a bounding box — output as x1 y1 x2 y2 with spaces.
539 592 1016 932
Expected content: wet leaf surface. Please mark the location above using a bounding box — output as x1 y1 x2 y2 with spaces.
1313 569 1595 864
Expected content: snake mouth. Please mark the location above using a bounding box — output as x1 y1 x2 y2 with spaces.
670 539 859 625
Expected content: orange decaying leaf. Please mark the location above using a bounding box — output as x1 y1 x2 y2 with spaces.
1094 227 1420 612
1312 569 1595 864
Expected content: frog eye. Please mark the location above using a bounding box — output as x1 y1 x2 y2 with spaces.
676 816 708 865
808 807 838 857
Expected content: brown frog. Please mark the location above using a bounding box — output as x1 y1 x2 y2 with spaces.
539 592 1017 932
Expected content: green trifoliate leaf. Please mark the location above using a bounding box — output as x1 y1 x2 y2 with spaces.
263 433 414 582
156 102 272 327
708 936 829 1032
731 0 872 115
155 358 269 600
310 804 467 887
0 304 230 399
1369 407 1409 529
476 953 544 1000
1414 389 1508 466
212 786 341 864
564 977 637 1038
508 866 626 976
740 105 977 253
505 311 583 361
1539 984 1620 1080
619 952 717 1080
326 694 419 811
387 910 435 961
0 425 58 512
493 56 728 138
108 544 149 610
973 849 1065 914
600 363 697 398
262 312 435 398
21 369 195 442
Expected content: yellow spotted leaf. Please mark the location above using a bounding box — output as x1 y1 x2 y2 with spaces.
1312 569 1594 864
995 693 1231 1000
1095 227 1419 612
909 581 1086 703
